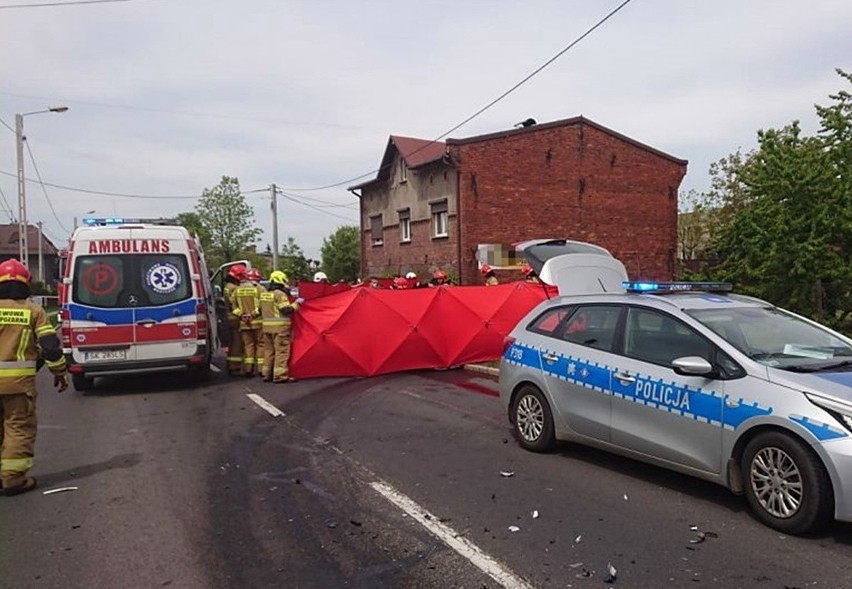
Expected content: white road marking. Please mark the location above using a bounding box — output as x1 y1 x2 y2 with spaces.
246 393 285 417
370 481 534 589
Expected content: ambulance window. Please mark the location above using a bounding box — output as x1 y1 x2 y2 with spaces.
139 255 190 305
73 256 125 307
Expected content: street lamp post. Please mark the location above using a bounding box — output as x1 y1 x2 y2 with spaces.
15 105 68 269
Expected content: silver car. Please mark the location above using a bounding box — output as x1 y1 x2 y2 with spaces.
499 281 852 534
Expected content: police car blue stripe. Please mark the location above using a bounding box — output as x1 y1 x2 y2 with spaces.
789 415 847 441
504 342 787 433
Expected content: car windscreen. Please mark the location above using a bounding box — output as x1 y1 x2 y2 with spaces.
687 306 852 370
71 254 192 308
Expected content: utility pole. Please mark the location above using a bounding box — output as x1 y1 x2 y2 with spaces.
15 114 27 266
270 183 279 271
37 221 43 283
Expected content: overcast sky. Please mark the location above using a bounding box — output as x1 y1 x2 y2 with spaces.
1 0 849 259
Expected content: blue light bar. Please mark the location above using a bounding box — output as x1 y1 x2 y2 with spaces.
81 217 175 226
622 281 733 294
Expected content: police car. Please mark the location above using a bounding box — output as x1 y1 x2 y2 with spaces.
499 280 852 534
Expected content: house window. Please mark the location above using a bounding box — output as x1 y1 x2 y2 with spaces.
399 158 407 183
370 215 383 246
399 209 411 243
431 201 448 238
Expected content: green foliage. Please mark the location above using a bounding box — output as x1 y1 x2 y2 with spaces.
193 176 262 268
175 211 211 251
279 236 312 282
702 70 852 330
320 225 360 283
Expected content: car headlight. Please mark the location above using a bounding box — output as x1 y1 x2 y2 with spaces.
806 393 852 432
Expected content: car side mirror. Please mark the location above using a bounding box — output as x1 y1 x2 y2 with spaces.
672 356 717 377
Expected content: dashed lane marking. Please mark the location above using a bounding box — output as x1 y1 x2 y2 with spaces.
246 393 285 417
370 481 534 589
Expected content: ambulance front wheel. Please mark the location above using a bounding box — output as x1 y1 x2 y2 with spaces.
72 373 94 392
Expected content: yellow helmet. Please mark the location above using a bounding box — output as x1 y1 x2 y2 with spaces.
269 270 288 285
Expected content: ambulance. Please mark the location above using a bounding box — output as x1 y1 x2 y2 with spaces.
58 218 219 391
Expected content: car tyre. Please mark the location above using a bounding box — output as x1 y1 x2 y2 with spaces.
512 384 555 453
72 373 94 392
741 431 833 534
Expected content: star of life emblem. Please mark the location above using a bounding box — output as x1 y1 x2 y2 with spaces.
145 263 181 295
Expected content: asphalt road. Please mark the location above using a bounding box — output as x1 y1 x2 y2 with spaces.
3 364 852 588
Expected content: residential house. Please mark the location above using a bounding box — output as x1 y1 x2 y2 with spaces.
0 224 62 287
349 116 688 285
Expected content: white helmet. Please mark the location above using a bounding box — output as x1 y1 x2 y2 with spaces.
313 271 328 282
405 272 417 279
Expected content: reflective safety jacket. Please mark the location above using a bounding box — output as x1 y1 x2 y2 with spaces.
258 288 299 334
224 281 240 324
230 282 266 330
0 299 67 395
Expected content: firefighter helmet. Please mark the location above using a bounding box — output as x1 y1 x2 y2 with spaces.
246 268 262 282
521 263 534 276
405 271 417 279
313 271 328 283
228 264 247 281
269 270 288 285
0 259 31 285
480 264 493 275
393 276 409 289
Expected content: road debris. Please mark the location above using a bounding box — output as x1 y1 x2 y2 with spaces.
575 534 582 544
499 471 515 477
508 525 520 532
604 562 617 583
532 509 539 519
43 487 78 495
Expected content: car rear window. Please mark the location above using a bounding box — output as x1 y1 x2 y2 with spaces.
72 254 191 308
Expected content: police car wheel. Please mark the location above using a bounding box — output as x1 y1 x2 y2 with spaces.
741 432 833 534
512 385 555 453
72 373 94 392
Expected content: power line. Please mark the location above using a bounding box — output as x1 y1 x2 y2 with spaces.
0 0 149 9
279 190 359 223
24 139 70 234
0 169 268 199
0 184 16 222
274 187 357 208
0 116 14 134
282 0 635 192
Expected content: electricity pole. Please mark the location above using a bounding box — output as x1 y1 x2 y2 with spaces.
270 184 279 270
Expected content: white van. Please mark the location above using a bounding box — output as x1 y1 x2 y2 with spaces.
58 218 219 391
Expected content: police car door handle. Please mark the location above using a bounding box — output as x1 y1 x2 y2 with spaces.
614 371 635 384
543 353 559 364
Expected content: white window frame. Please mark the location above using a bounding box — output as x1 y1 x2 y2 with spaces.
431 201 448 238
399 158 407 183
370 215 383 246
399 210 411 243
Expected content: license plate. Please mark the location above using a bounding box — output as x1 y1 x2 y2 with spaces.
82 349 127 361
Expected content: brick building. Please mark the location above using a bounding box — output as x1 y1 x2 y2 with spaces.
349 116 687 285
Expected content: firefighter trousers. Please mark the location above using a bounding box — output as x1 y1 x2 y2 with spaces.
226 317 244 375
1 392 37 488
241 328 262 376
262 326 292 382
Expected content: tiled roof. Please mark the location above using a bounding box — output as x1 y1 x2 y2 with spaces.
349 136 446 191
0 224 60 256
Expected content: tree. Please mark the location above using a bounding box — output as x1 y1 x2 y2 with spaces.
320 225 360 283
279 236 311 282
194 176 262 267
175 211 211 252
706 70 852 328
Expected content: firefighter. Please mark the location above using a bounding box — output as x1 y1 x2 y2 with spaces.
230 268 265 377
313 271 329 283
392 276 409 290
0 259 68 496
259 270 299 383
522 263 541 284
481 264 499 286
245 268 266 376
429 269 450 287
224 264 246 375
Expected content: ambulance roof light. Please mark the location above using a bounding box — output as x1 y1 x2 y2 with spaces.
622 281 733 294
81 217 177 227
